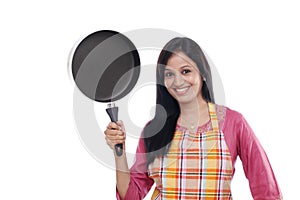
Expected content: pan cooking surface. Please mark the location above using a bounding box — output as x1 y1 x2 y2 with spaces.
71 30 140 102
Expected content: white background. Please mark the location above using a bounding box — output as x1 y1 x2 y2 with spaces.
0 0 299 199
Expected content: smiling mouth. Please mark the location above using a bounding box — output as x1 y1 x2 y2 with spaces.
174 86 190 95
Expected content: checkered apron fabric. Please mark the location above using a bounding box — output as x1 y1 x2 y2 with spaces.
148 103 233 199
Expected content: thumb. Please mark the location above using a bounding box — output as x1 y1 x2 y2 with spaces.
116 120 126 132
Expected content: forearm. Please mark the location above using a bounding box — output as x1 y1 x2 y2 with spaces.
115 151 130 199
113 131 154 200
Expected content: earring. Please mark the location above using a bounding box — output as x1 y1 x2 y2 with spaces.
203 77 206 82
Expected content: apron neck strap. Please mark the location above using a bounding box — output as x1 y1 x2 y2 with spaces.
208 102 219 132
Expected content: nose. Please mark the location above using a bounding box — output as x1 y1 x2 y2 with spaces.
173 73 185 86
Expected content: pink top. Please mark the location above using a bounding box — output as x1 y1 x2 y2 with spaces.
116 106 282 199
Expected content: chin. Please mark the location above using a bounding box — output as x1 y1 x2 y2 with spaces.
174 95 197 105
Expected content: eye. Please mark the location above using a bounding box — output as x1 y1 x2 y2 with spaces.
182 69 191 75
164 71 174 78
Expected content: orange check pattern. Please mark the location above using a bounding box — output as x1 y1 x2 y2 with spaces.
149 103 233 199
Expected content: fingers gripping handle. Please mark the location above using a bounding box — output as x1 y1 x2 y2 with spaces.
106 104 123 157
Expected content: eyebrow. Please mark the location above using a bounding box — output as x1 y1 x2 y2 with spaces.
164 65 193 71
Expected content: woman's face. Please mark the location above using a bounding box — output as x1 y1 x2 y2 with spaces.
164 51 203 105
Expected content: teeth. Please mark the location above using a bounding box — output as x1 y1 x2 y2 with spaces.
175 87 189 92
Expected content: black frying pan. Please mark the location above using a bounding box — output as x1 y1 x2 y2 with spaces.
70 30 140 156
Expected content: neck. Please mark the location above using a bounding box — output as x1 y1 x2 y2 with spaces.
178 96 210 129
179 96 207 117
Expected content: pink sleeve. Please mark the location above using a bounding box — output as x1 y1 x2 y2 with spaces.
116 136 154 200
224 108 282 199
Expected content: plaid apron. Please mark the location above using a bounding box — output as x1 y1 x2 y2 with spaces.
148 103 233 199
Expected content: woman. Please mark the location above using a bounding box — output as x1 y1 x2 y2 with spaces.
104 37 282 199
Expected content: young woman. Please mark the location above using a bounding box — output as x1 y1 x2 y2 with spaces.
104 37 282 199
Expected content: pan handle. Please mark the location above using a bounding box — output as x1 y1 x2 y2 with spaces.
106 104 123 157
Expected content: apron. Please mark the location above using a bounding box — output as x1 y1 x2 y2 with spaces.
148 103 233 199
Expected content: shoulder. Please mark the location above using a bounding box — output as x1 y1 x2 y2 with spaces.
214 104 243 123
225 106 244 121
214 103 251 135
214 104 243 121
216 104 256 140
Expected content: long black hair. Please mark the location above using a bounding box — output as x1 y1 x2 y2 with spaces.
143 37 215 165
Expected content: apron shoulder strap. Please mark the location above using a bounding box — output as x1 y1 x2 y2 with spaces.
208 102 219 132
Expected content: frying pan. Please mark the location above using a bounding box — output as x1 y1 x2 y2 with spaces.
70 30 140 156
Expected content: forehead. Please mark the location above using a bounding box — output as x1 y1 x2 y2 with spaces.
166 52 198 70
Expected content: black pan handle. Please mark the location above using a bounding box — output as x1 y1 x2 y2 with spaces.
106 104 123 157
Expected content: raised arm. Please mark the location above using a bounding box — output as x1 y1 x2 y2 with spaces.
105 121 154 200
116 136 154 200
